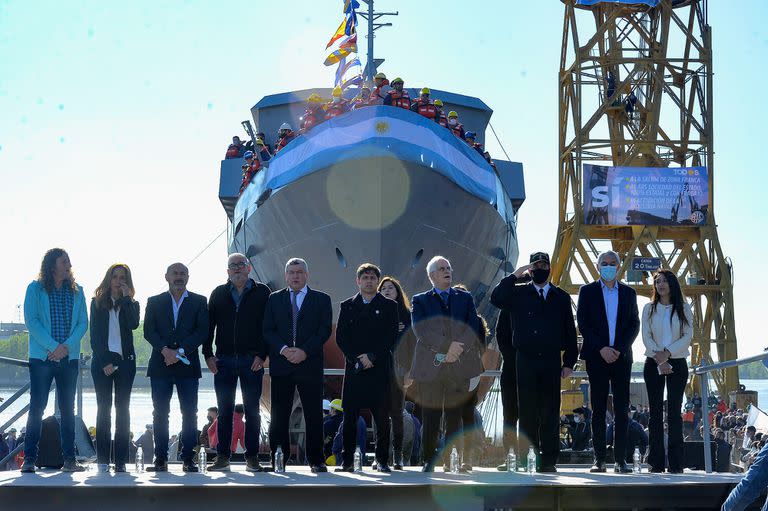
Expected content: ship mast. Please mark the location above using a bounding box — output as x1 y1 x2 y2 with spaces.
358 0 398 82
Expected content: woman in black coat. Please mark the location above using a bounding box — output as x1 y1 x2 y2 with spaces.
378 276 416 470
89 263 140 472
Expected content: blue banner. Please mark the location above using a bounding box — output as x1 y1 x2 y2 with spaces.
583 164 709 226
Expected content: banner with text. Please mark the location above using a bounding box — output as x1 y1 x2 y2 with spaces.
582 164 709 226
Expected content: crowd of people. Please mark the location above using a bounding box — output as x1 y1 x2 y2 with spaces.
224 73 497 195
11 244 768 501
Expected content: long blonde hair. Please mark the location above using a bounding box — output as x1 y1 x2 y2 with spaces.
93 264 135 310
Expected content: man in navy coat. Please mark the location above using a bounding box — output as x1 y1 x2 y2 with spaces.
410 255 481 472
263 258 332 472
144 262 209 472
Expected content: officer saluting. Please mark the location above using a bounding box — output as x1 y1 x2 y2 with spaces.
490 252 578 473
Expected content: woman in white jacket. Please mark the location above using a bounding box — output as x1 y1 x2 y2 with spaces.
642 269 693 474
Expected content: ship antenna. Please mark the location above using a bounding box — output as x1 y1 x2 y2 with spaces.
358 0 398 82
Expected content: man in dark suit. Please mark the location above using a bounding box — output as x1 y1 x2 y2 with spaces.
577 250 640 474
335 263 398 473
490 251 578 473
410 255 481 472
143 262 209 472
263 258 332 472
494 309 518 471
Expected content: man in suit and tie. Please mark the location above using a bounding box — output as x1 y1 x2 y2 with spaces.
490 251 578 473
143 262 209 472
410 255 481 472
335 263 398 473
263 258 332 472
577 250 640 474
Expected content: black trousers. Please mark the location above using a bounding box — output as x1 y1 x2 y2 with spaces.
417 368 469 466
92 359 136 465
269 371 324 466
460 388 479 457
516 352 561 468
389 375 405 455
500 354 519 453
644 357 688 471
342 400 390 467
588 355 631 463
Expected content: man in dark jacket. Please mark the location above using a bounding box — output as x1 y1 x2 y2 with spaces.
410 255 482 472
334 264 398 473
204 253 271 472
490 251 578 473
570 407 592 452
263 258 332 472
577 250 640 474
494 308 518 471
143 262 209 472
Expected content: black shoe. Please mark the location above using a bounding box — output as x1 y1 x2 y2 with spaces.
589 461 606 473
394 463 404 470
649 466 664 473
114 463 127 473
146 459 168 472
668 468 684 474
310 465 328 473
461 463 473 472
496 462 510 472
245 457 263 472
421 463 435 473
393 452 404 471
377 464 391 473
62 460 87 472
334 465 355 472
614 462 632 474
540 465 557 473
20 458 36 473
183 459 199 472
208 456 231 472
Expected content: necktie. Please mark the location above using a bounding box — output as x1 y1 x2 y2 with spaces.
439 291 449 307
291 290 299 345
539 288 545 302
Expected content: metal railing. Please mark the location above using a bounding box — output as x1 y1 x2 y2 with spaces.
694 350 768 473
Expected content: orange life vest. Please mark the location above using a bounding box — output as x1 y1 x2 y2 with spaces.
386 89 411 109
301 106 324 132
275 131 297 153
437 111 447 127
325 98 349 119
413 99 438 120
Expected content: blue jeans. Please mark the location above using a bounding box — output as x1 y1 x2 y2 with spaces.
213 354 264 458
24 358 79 461
150 376 199 462
723 441 768 511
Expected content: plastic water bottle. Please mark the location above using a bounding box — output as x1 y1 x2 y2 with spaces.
200 449 207 474
507 448 517 473
135 446 144 473
633 447 641 474
275 446 285 473
450 447 459 473
527 447 536 474
354 447 363 472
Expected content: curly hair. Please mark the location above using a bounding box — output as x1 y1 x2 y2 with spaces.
37 248 77 293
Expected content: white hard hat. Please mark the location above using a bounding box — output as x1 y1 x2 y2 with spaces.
279 122 292 131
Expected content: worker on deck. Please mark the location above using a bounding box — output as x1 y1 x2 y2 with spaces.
300 93 326 133
384 77 411 110
255 138 271 164
275 123 297 153
239 150 261 194
410 88 439 123
464 131 485 156
350 85 371 110
447 111 465 140
325 86 350 120
225 136 246 159
434 99 448 127
369 72 391 105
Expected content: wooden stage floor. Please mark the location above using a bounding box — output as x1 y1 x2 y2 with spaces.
0 465 753 510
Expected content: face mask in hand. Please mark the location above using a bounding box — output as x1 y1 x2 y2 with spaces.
599 265 618 281
531 268 550 285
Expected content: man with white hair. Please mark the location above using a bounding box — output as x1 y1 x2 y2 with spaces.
577 250 640 474
410 255 481 472
263 258 332 473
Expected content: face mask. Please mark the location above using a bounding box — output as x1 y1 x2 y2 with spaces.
449 118 457 125
600 265 617 281
574 416 581 423
531 268 550 285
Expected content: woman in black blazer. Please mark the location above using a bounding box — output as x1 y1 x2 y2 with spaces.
378 276 416 470
89 263 140 472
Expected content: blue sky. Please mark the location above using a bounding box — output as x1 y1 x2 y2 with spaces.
1 0 767 360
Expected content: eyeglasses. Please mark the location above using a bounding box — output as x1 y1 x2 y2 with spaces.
228 262 248 270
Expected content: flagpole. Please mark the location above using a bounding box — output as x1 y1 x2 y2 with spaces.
358 0 397 82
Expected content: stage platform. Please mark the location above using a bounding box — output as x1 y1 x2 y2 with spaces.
0 465 754 511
